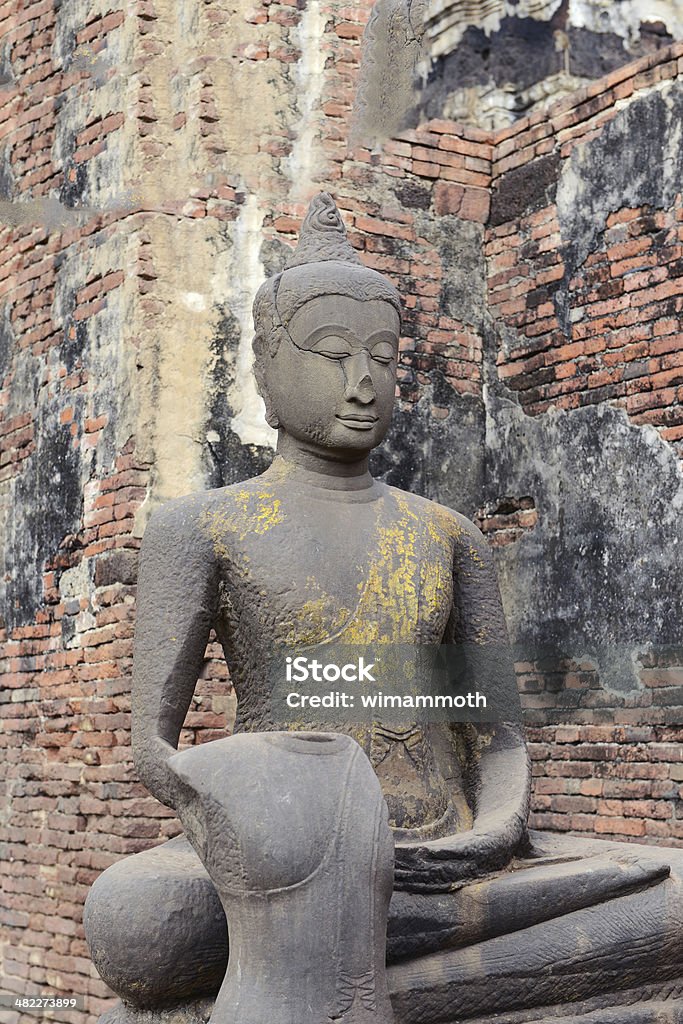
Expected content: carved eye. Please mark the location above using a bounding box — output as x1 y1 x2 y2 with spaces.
371 342 395 365
310 336 355 360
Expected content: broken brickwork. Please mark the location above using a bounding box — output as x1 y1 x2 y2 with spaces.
482 53 683 848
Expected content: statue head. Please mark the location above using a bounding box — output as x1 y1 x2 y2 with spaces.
252 193 402 460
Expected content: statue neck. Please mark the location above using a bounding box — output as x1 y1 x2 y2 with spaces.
273 434 375 493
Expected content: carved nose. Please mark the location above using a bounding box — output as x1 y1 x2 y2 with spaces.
343 354 375 403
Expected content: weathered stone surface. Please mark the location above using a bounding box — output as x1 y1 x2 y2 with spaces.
94 551 139 588
84 836 228 1008
3 4 683 1015
355 0 683 134
556 84 683 301
417 0 683 128
372 377 485 519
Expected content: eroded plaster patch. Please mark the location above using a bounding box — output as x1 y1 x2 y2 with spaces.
555 80 683 327
134 216 222 520
484 390 683 691
568 0 683 49
425 0 563 56
285 0 328 195
210 195 276 451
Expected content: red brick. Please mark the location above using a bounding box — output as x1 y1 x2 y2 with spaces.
411 160 439 178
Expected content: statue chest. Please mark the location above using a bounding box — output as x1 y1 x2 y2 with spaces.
203 489 470 833
213 496 455 647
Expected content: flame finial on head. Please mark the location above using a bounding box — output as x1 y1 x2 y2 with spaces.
284 193 362 270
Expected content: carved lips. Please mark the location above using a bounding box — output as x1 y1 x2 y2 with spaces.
336 413 380 430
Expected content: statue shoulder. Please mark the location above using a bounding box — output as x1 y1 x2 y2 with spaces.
144 489 217 538
135 490 230 600
144 477 273 532
438 505 494 565
141 486 241 564
384 486 488 551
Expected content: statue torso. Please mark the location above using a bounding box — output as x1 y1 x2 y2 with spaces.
197 461 473 836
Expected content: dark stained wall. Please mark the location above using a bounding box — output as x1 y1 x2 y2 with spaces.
484 52 683 843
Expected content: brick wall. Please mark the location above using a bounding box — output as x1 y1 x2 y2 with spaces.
488 53 683 443
1 4 136 1019
1 3 682 1019
481 45 683 848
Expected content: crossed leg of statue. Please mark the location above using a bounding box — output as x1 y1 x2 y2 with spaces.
85 830 683 1022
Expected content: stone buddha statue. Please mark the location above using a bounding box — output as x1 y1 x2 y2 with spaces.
85 193 683 1024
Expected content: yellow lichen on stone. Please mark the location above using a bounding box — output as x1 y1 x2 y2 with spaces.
282 577 351 647
428 504 463 543
467 542 486 568
272 494 458 647
420 557 448 618
340 495 420 644
200 487 285 550
475 625 492 644
345 539 416 643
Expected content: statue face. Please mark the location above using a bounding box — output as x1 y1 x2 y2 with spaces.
265 294 400 458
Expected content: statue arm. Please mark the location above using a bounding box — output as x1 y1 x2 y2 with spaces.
131 497 219 810
394 514 531 892
449 513 531 844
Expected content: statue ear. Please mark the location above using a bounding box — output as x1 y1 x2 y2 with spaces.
252 331 281 429
264 407 281 430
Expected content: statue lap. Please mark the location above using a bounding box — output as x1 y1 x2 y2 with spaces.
85 828 683 1022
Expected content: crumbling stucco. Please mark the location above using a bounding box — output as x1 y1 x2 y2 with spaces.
352 0 428 147
133 216 221 520
425 0 562 57
51 0 133 211
2 0 346 626
570 0 683 51
286 0 328 194
372 376 486 516
484 390 683 693
484 77 683 697
556 81 683 319
4 6 683 1018
417 213 487 328
0 222 140 631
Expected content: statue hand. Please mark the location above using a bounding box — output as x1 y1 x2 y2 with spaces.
393 815 525 892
